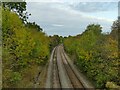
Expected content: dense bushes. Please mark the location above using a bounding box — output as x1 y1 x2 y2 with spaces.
2 8 50 87
64 24 119 88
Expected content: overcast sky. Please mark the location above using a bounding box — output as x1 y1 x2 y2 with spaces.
26 1 118 36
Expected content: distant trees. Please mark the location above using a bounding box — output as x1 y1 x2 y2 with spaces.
110 20 119 40
83 24 102 34
49 35 63 51
63 24 119 88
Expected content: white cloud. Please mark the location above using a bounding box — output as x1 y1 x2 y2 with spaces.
68 2 117 13
26 2 116 36
52 24 64 27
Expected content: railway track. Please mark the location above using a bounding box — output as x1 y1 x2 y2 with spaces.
46 45 94 89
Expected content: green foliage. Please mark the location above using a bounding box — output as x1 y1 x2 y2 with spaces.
49 35 63 51
2 8 50 87
10 72 22 84
26 22 43 32
3 69 22 87
110 20 119 40
106 82 120 89
3 2 30 22
64 24 119 88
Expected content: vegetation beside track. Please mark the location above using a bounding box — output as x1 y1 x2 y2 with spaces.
2 2 62 87
63 23 120 88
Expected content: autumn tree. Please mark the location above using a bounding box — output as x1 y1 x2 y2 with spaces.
3 1 30 22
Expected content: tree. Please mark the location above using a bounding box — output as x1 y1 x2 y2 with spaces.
84 24 102 35
2 8 50 87
3 1 30 22
26 22 43 32
110 20 119 40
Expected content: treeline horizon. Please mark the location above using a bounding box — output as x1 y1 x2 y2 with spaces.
48 26 114 38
